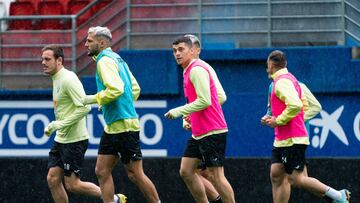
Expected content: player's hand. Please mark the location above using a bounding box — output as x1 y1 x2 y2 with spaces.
164 111 174 119
260 115 271 125
264 116 279 128
182 116 191 131
44 121 60 137
183 115 191 124
98 105 102 112
82 95 97 105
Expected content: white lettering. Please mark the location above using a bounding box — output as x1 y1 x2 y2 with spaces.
27 114 49 145
140 113 163 145
354 112 360 142
0 114 9 144
8 114 28 145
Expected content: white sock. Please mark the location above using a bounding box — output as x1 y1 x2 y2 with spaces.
325 187 342 200
113 194 118 203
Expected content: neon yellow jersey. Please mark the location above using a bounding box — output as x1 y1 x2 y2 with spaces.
51 68 90 143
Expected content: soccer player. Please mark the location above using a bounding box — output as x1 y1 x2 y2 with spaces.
262 81 321 202
42 45 126 203
262 50 350 203
82 26 161 203
184 34 224 203
165 36 235 203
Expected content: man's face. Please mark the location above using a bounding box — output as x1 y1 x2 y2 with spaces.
172 42 194 68
41 50 60 75
85 33 101 56
266 59 274 79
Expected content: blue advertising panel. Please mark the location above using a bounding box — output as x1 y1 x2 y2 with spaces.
0 94 359 157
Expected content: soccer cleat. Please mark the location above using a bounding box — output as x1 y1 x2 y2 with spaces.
333 189 350 203
115 193 127 203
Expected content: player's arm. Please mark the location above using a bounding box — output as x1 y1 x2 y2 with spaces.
165 66 210 119
126 63 141 101
45 75 90 136
300 83 322 121
82 57 124 105
271 79 302 126
211 69 227 105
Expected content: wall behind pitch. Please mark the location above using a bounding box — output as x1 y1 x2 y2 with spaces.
0 158 357 202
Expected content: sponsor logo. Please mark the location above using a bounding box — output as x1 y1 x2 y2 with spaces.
310 106 348 148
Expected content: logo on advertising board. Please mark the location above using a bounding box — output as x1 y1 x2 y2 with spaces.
0 100 168 157
308 105 360 156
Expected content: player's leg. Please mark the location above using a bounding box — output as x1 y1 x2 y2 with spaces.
197 161 222 202
121 131 160 203
286 144 350 202
270 163 290 203
47 166 68 203
96 154 118 202
62 140 102 198
124 160 160 203
180 157 208 203
95 132 121 203
200 174 222 202
270 146 290 203
47 141 68 203
199 133 235 203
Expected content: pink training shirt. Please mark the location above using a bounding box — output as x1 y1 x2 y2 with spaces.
183 59 227 137
270 72 308 142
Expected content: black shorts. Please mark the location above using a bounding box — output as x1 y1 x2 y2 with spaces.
98 131 142 164
271 144 307 174
48 139 88 177
183 132 227 167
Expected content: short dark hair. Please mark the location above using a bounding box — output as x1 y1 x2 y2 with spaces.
172 36 193 48
268 50 287 68
42 44 64 63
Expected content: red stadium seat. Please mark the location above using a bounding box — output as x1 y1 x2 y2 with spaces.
66 0 92 27
8 1 36 30
38 1 64 29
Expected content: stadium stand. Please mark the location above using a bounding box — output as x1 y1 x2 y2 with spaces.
8 1 36 30
38 1 64 30
66 0 92 27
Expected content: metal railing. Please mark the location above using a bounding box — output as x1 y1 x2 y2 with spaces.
0 0 359 81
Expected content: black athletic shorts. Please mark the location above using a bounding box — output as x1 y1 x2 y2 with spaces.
183 132 227 167
48 139 88 177
98 131 142 164
271 144 307 174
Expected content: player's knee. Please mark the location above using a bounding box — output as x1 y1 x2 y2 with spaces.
270 170 284 184
64 180 78 193
179 168 192 180
47 173 61 188
127 170 138 182
95 166 110 180
287 175 303 188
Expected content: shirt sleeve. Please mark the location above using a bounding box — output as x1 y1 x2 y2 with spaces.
300 83 322 121
274 79 303 125
169 66 211 117
210 68 227 105
266 83 273 116
95 56 124 105
126 64 141 101
56 74 91 129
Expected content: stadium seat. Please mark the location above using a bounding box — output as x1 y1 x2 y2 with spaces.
66 0 92 27
8 1 36 30
38 1 64 29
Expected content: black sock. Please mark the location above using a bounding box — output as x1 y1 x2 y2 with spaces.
210 196 223 203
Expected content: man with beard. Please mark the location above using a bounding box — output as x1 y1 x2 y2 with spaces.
82 26 160 203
